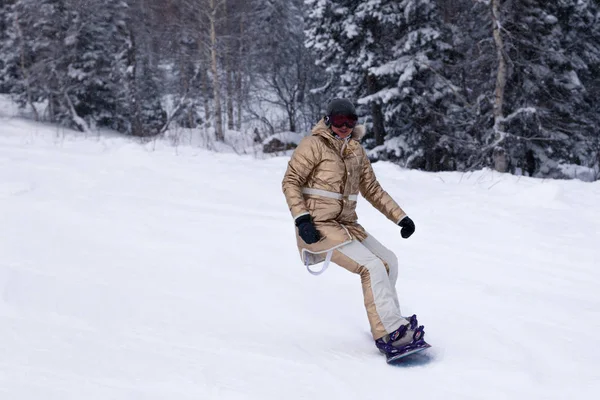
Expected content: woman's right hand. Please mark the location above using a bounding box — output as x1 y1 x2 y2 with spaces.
295 214 321 244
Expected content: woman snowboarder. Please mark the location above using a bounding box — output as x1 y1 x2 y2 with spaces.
282 98 429 360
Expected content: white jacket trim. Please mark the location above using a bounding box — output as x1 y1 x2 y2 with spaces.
302 187 358 201
301 239 353 276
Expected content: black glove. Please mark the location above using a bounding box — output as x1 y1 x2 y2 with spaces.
398 216 415 239
295 214 321 244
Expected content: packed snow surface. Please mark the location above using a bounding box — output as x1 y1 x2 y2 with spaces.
1 112 599 399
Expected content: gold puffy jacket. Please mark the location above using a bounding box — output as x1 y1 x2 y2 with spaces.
282 119 406 265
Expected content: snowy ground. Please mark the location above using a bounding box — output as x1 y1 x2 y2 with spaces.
1 105 599 399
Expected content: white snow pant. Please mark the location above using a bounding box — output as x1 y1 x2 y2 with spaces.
331 233 407 340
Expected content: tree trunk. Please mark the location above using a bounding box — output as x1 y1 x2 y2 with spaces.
490 0 509 172
196 32 211 131
127 30 143 137
209 0 224 141
491 0 507 128
493 147 508 173
226 69 234 130
296 50 307 105
235 12 244 130
14 10 38 121
202 67 211 130
367 74 386 146
288 103 296 132
224 0 234 130
423 119 438 171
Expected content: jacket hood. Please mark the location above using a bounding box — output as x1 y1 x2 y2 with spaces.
312 118 366 141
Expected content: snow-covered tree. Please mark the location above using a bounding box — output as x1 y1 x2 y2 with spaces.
365 0 466 171
1 0 598 180
58 0 132 132
306 0 465 171
123 0 167 137
0 0 166 135
0 0 68 120
305 0 393 144
0 0 16 93
481 0 600 177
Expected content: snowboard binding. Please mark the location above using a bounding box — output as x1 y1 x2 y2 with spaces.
375 315 431 363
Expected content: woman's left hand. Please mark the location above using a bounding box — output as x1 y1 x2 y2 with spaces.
398 216 416 239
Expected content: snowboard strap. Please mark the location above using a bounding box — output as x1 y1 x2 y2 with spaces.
306 250 333 276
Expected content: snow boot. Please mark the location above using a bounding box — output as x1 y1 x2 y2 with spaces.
375 315 426 356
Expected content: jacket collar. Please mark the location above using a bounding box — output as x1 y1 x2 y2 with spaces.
311 118 364 157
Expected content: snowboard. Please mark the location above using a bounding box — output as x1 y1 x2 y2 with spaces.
384 342 431 364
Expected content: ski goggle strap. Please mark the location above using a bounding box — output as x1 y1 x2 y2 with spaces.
328 114 358 129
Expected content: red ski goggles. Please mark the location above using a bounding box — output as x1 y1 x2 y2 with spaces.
328 114 358 129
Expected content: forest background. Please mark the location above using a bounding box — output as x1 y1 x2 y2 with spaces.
1 0 599 180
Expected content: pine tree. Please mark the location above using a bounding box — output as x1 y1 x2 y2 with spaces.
365 0 465 171
305 0 465 171
0 0 16 93
305 0 391 143
59 0 132 132
547 0 600 176
123 6 167 137
0 0 67 120
485 0 600 177
0 0 158 133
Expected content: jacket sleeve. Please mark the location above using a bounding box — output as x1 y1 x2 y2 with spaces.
282 136 320 219
359 149 406 224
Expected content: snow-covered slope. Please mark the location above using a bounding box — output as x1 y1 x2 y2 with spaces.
1 113 599 399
